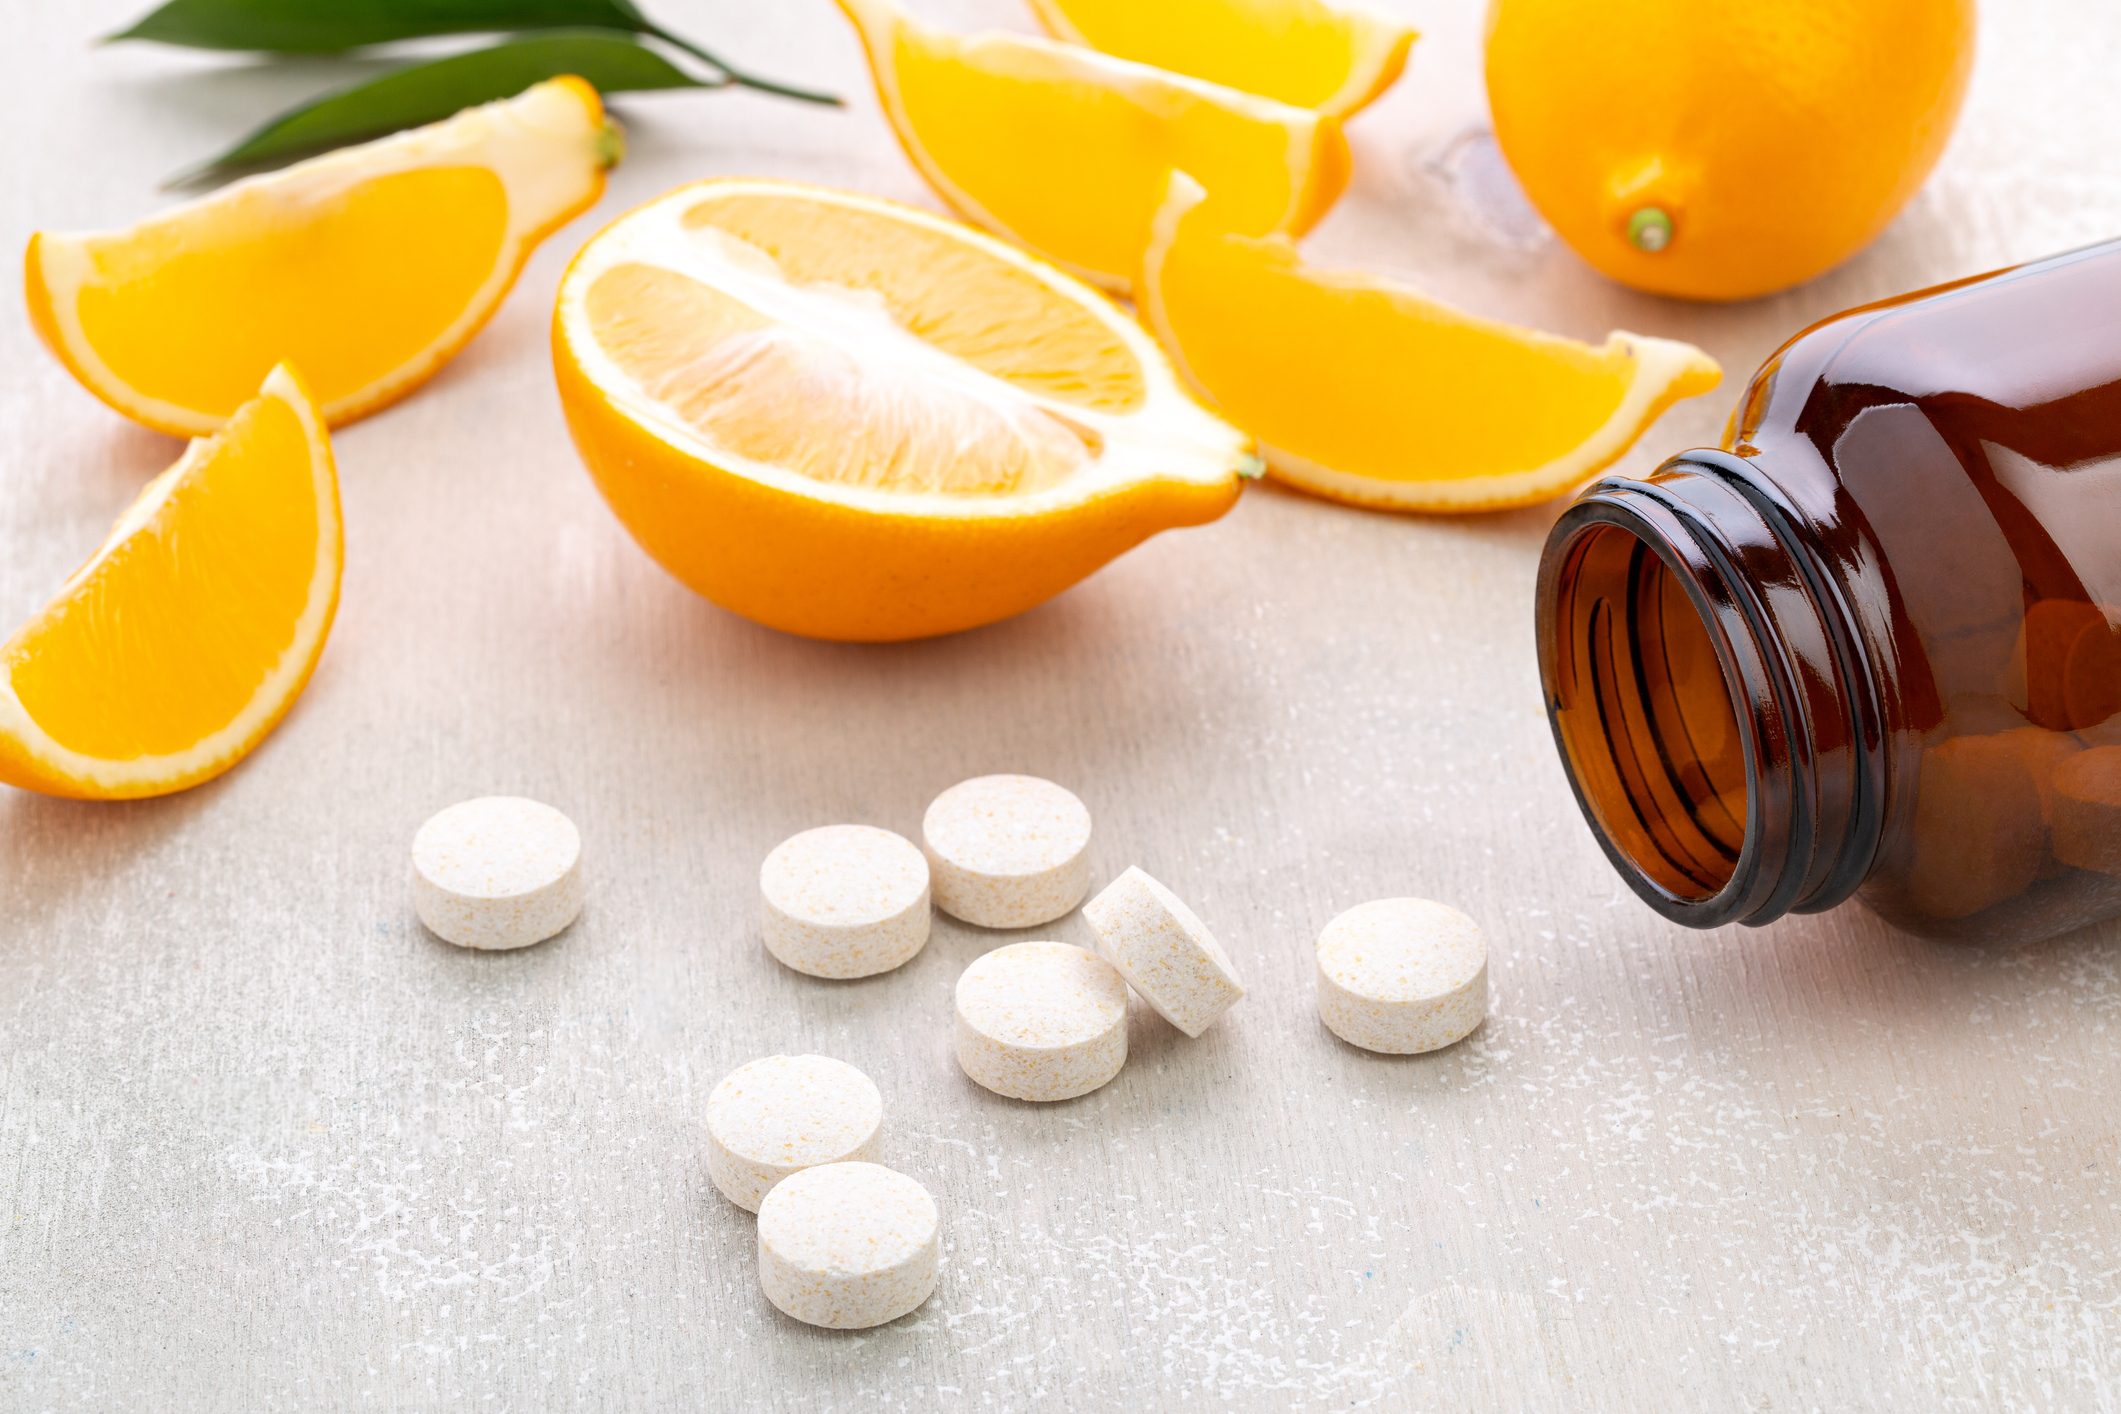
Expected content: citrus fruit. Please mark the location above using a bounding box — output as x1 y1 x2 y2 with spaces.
551 179 1252 642
834 0 1349 290
1136 174 1721 512
1485 0 1976 300
27 77 615 436
1027 0 1415 120
0 364 341 799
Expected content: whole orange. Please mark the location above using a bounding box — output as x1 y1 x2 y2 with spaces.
1485 0 1976 301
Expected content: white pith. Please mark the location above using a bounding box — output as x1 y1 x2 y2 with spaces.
1137 175 1718 511
555 179 1250 520
842 0 1331 291
33 79 604 436
0 365 341 793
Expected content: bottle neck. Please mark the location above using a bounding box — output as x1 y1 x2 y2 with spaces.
1535 450 1887 928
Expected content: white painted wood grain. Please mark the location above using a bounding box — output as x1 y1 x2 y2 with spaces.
3 2 2119 1409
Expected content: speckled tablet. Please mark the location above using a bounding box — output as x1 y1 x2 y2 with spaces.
412 796 583 950
756 1161 939 1329
760 824 931 978
954 941 1127 1101
922 775 1091 928
1084 866 1244 1037
706 1054 885 1212
1315 898 1487 1054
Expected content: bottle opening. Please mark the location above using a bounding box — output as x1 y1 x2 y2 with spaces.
1546 522 1750 904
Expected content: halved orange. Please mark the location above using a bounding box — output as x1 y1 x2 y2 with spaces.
1137 174 1722 512
552 179 1252 641
0 364 341 799
1027 0 1416 120
834 0 1349 290
27 78 613 437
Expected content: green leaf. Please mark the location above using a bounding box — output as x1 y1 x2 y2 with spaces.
107 0 840 105
109 0 651 53
169 30 698 186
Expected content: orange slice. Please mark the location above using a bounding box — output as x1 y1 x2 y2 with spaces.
1137 174 1722 511
0 364 341 799
1027 0 1416 120
552 179 1251 642
834 0 1349 290
27 78 614 437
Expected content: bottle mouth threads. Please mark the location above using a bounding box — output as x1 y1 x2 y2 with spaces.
1535 451 1885 929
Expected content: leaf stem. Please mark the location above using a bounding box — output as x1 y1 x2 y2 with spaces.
640 22 840 105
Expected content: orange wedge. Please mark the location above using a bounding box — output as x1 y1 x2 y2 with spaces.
1137 175 1722 512
0 364 341 799
27 78 614 437
1027 0 1416 120
552 179 1251 642
835 0 1349 290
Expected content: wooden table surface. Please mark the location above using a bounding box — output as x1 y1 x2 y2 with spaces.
5 2 2120 1409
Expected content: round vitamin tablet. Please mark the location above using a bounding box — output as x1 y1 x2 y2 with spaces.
412 796 584 950
756 1161 940 1329
1084 866 1244 1037
2052 746 2121 876
954 941 1128 1101
1315 898 1488 1054
706 1055 885 1213
922 775 1092 928
760 825 931 979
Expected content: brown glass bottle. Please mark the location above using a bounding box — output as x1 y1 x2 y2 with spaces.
1536 240 2121 942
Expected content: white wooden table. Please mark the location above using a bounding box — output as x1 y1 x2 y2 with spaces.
5 2 2120 1408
